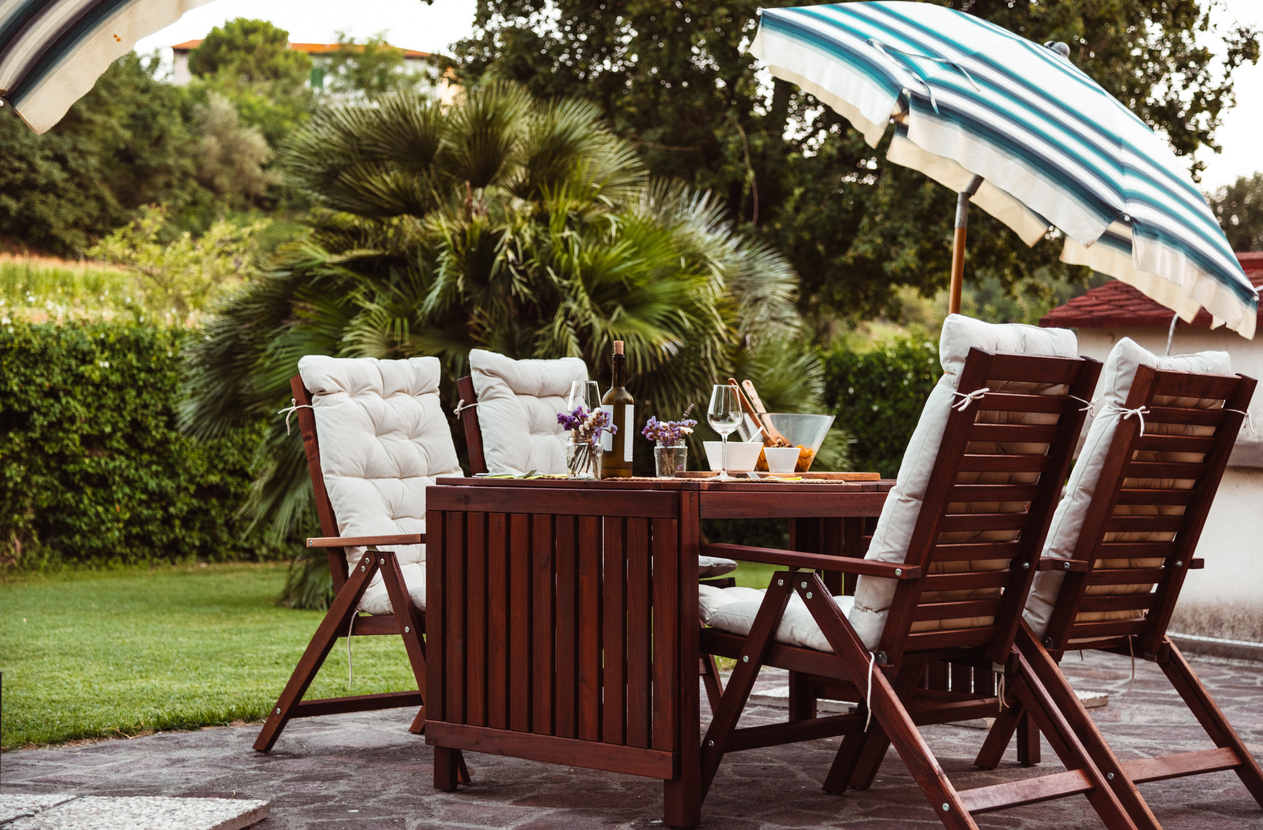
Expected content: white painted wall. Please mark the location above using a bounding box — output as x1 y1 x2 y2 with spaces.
1074 327 1263 608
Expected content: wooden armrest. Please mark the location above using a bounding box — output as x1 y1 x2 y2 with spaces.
700 543 920 579
1037 557 1090 572
307 534 425 548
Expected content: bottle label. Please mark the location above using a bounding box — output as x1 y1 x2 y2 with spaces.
623 405 634 462
601 405 614 452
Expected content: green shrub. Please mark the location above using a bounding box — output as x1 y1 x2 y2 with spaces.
0 320 283 567
821 335 940 479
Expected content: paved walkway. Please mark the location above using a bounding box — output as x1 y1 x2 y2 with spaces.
3 651 1261 829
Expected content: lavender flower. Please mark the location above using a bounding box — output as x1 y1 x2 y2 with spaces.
558 406 617 448
642 413 698 446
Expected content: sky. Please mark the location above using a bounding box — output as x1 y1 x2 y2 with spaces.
135 0 1263 194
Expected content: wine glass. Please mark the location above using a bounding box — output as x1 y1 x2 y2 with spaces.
707 384 742 480
567 380 601 416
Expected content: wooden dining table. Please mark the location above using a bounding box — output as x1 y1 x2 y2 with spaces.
423 474 894 828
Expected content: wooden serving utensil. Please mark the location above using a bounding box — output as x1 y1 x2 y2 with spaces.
741 379 790 445
727 378 770 444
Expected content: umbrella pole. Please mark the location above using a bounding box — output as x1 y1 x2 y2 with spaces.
949 175 985 315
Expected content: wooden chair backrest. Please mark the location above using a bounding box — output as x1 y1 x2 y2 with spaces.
1041 366 1256 657
290 374 350 590
456 375 488 476
877 349 1102 667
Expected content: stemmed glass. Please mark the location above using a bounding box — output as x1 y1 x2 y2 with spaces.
707 384 742 480
568 380 601 416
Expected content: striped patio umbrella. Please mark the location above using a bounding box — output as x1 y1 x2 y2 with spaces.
0 0 213 134
751 1 1260 339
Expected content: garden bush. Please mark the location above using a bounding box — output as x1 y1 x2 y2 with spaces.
821 335 940 479
0 320 283 567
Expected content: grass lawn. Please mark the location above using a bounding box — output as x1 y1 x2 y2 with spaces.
0 563 418 749
0 255 134 320
0 558 783 750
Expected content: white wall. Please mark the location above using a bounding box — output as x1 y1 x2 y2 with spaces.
1075 327 1263 610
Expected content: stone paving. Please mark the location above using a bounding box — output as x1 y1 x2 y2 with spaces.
2 650 1261 829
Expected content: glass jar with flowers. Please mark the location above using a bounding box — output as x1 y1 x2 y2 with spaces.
642 408 698 477
558 406 616 479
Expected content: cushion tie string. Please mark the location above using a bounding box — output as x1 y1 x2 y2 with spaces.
347 609 357 689
951 387 990 412
1124 635 1136 696
993 663 1007 714
1224 408 1255 435
277 398 315 435
863 651 877 732
1068 395 1097 417
1103 402 1150 436
454 399 480 420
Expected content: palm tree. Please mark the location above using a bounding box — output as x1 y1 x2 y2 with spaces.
184 84 820 602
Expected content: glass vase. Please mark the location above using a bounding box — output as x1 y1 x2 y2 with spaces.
654 441 688 478
566 441 603 479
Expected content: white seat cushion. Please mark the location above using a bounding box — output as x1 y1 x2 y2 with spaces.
1023 338 1231 638
469 349 588 475
299 355 463 614
849 315 1079 651
700 585 856 653
698 555 739 578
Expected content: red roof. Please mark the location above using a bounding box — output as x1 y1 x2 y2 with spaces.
1040 253 1263 330
170 39 430 59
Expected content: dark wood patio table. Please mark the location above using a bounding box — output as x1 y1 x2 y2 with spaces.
423 475 893 828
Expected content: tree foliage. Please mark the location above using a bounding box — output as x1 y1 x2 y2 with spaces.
0 54 202 254
192 93 282 206
1210 172 1263 252
322 32 433 100
188 18 312 87
184 85 802 537
455 0 1259 324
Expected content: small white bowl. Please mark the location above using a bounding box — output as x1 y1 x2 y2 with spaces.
703 441 763 473
764 446 803 474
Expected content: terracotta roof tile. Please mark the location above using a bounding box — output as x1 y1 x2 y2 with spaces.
1040 253 1263 330
170 39 430 59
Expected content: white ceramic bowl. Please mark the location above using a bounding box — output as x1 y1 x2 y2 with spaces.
763 446 803 474
703 440 763 473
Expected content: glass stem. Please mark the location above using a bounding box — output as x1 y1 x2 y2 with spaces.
721 433 729 476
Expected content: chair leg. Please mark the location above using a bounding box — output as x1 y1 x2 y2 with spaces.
254 553 380 753
824 658 925 793
1159 640 1263 808
699 576 795 798
1014 627 1157 830
700 653 724 715
379 552 429 729
1016 710 1041 766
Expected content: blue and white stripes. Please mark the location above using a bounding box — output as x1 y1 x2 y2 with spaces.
0 0 212 134
751 2 1258 338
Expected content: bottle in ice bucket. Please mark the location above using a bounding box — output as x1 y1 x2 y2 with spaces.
601 341 634 478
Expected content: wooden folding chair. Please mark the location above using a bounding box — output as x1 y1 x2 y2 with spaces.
253 358 467 784
975 361 1262 828
694 347 1156 829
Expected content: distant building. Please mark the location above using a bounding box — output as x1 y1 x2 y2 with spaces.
1041 253 1263 620
170 39 457 104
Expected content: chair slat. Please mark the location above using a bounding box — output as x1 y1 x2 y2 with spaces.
1140 407 1227 428
1077 594 1156 614
1150 372 1239 399
922 570 1012 593
1123 460 1205 480
948 484 1041 503
1114 489 1197 506
1133 434 1216 454
1085 566 1171 586
967 423 1061 443
985 352 1089 384
912 598 1005 623
956 454 1052 473
975 391 1074 414
1102 515 1186 534
1095 541 1178 558
938 512 1030 534
930 541 1023 562
906 627 998 651
1065 618 1148 640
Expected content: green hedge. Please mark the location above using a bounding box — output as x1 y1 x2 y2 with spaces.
821 335 940 479
0 321 281 567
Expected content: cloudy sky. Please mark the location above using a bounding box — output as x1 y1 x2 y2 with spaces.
136 0 1263 193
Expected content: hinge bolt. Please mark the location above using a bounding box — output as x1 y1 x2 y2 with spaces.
404 627 410 633
894 568 902 576
276 707 281 714
806 592 813 599
361 566 366 572
380 558 385 564
1062 561 1070 570
1107 772 1114 780
708 740 714 747
777 579 784 586
1021 562 1030 570
942 803 950 812
876 651 887 663
800 581 808 589
1043 637 1054 647
1174 560 1183 567
742 655 749 663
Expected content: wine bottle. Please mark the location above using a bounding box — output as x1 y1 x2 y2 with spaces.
600 341 634 478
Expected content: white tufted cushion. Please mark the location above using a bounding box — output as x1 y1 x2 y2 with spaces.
299 356 464 615
469 350 588 475
1023 339 1230 638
